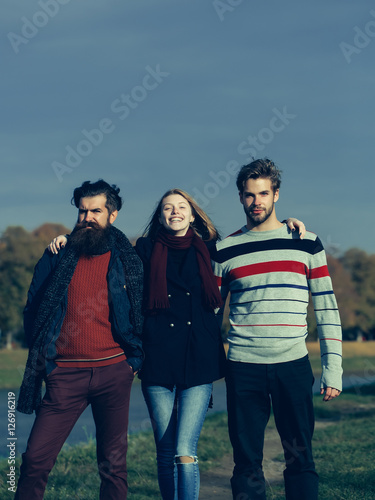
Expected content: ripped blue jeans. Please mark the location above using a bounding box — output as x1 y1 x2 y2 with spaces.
141 382 212 500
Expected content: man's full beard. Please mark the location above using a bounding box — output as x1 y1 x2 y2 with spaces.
69 221 112 256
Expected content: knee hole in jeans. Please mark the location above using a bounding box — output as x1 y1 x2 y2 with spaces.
175 455 198 464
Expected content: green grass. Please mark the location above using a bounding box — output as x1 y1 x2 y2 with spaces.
306 341 375 380
0 350 27 389
2 347 375 498
266 384 375 500
0 412 231 499
2 343 375 390
2 388 375 499
307 354 375 381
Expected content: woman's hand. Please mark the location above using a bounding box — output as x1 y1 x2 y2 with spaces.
48 235 68 254
286 218 306 239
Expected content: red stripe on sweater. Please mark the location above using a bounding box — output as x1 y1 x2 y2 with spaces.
229 261 307 281
307 265 330 280
227 229 243 237
232 323 307 327
320 338 342 342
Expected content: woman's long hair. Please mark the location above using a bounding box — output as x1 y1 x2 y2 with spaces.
142 188 220 242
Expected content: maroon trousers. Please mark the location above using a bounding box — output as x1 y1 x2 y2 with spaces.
15 361 134 500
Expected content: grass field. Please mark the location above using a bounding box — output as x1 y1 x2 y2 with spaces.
1 341 375 390
1 385 374 499
307 341 375 386
1 344 375 498
0 349 28 390
268 383 375 500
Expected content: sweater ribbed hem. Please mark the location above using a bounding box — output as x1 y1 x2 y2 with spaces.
227 340 308 365
55 352 126 368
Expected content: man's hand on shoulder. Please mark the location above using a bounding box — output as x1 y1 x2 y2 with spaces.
285 218 306 239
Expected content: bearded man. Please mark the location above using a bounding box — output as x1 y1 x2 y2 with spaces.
16 180 144 500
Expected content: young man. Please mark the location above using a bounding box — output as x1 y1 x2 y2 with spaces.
15 180 144 499
212 159 342 500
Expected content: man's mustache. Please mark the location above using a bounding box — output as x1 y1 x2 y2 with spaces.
73 221 103 233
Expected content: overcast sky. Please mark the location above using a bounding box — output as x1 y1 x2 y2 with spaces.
2 1 374 255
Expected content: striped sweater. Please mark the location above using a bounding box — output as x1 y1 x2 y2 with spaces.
212 224 343 391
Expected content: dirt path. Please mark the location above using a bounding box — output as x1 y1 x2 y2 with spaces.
199 426 284 499
199 421 331 499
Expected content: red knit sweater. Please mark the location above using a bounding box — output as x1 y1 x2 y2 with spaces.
56 252 125 367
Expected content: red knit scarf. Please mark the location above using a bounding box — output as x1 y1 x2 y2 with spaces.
146 228 223 311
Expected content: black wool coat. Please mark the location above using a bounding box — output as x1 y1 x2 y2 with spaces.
135 237 226 388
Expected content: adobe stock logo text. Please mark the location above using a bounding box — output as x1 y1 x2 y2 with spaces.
192 106 296 208
340 10 375 63
7 0 73 54
51 65 170 182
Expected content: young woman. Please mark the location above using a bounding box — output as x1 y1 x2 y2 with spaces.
47 190 305 500
135 188 226 500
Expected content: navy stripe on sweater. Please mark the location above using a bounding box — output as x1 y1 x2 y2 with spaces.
213 237 323 264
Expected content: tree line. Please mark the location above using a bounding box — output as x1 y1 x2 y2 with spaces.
0 224 70 348
0 224 374 348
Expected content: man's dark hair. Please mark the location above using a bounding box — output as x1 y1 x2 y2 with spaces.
71 180 123 213
236 158 282 194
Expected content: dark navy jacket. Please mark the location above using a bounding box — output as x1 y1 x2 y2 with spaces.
135 237 226 388
24 246 144 375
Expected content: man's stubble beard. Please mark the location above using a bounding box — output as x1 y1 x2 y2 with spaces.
244 202 274 227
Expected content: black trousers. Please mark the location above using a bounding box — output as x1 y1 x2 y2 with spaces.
226 356 318 500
